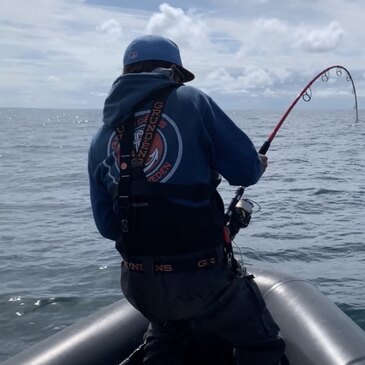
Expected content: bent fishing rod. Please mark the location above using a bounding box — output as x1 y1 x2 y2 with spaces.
225 65 359 237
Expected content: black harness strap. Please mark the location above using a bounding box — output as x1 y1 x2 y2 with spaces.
114 85 179 234
115 122 134 234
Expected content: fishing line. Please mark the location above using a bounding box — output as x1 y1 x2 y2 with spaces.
250 199 261 213
225 65 360 230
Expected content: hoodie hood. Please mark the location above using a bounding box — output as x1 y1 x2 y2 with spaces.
103 71 177 128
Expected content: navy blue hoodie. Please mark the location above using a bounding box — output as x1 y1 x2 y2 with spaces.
88 70 263 241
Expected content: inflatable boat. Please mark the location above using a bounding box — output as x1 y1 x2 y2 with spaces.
3 268 365 365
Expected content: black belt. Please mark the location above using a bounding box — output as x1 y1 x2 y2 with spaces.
122 246 225 273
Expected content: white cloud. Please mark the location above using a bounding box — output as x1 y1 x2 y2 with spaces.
239 66 273 89
97 19 122 39
0 0 364 109
205 66 273 94
295 21 345 53
206 68 235 90
47 75 60 82
147 3 210 48
254 18 289 33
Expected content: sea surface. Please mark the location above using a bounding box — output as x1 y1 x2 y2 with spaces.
0 107 364 361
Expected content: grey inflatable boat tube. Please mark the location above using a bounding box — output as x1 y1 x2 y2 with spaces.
252 269 365 365
2 269 365 365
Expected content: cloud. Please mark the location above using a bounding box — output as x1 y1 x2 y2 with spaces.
0 0 143 107
146 3 210 48
233 17 291 61
239 66 273 89
295 21 344 53
97 19 122 41
89 91 108 97
206 68 235 89
205 66 273 94
47 75 60 82
254 18 289 33
0 0 364 109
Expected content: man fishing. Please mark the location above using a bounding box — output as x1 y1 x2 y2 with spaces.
88 34 286 364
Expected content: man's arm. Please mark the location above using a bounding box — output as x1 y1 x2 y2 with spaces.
88 149 121 241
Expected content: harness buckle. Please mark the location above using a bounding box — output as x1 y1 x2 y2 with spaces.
121 219 129 232
118 195 129 203
118 195 130 232
226 251 232 266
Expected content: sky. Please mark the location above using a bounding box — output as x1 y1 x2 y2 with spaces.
1 0 365 110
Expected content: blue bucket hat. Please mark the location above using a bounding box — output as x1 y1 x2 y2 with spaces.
123 35 195 82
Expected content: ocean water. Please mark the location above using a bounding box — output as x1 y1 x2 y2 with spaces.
0 107 364 361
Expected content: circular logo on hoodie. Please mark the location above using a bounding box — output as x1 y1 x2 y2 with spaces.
109 111 182 183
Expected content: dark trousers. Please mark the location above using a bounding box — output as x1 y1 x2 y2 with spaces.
121 252 285 365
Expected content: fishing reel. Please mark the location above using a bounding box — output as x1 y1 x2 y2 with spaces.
224 189 258 276
226 197 254 240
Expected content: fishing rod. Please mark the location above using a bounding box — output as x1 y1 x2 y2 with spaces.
225 65 359 239
259 65 359 155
